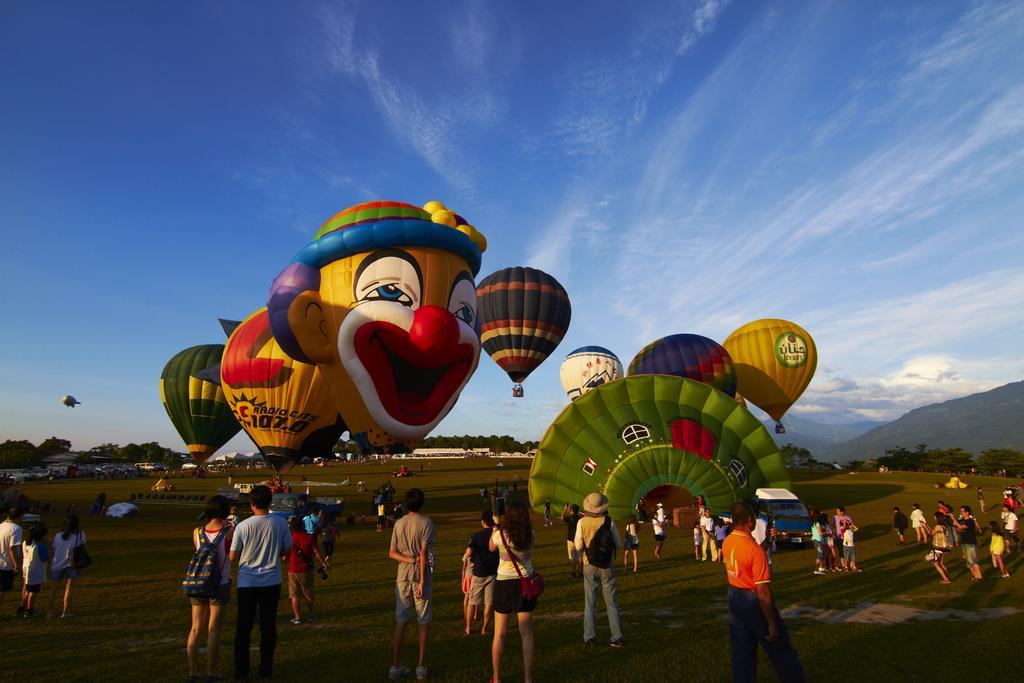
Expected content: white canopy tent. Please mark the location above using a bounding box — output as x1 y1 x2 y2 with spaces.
208 451 265 463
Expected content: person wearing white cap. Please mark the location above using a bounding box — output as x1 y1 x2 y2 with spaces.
652 503 668 560
574 492 624 648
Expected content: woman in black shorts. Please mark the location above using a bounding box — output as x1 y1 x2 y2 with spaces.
489 501 537 683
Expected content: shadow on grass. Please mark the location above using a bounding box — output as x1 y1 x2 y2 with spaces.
795 483 905 509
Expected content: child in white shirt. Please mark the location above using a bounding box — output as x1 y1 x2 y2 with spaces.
841 523 861 572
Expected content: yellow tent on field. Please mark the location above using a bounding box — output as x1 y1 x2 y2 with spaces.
943 476 968 489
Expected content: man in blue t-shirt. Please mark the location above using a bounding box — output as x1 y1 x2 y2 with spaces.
461 511 499 635
230 485 292 681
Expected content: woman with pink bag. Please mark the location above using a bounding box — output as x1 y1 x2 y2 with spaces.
489 501 540 683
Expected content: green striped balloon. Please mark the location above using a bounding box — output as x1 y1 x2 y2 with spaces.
159 344 240 465
528 374 789 520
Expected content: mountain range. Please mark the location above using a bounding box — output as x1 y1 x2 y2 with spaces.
762 415 884 455
823 380 1024 462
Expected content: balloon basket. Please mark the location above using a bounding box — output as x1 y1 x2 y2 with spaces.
512 384 524 398
775 422 786 434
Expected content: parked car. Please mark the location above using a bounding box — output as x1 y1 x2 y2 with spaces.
23 467 49 481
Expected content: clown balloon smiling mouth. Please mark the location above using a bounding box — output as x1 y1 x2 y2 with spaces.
267 201 486 451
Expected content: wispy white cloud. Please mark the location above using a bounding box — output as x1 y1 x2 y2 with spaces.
606 5 1024 345
526 192 612 280
545 0 736 159
807 269 1024 369
318 2 506 193
678 0 732 54
798 354 1017 421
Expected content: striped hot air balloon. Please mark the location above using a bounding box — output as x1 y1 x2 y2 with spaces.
160 345 241 465
628 334 737 398
476 267 571 396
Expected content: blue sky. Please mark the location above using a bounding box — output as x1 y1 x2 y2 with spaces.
2 1 1022 453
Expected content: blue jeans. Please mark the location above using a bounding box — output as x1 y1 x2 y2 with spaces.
727 587 805 683
583 564 622 642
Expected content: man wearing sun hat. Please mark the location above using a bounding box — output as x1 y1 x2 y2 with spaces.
574 492 625 648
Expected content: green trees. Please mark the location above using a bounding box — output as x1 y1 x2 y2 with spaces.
0 440 41 468
36 437 73 456
414 434 539 453
977 448 1024 476
923 448 974 472
779 443 814 467
875 444 1024 474
0 439 186 468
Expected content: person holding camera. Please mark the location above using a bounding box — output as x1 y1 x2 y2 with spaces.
287 515 328 624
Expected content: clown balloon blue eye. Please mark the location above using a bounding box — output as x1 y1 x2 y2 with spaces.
367 284 412 305
455 305 473 323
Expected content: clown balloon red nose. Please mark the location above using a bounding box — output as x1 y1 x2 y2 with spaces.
409 305 461 356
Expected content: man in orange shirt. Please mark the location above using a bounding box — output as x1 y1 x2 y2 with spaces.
722 501 805 683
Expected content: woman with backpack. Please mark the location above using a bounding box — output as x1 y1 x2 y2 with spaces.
47 513 86 619
186 495 233 682
489 500 539 683
926 511 952 584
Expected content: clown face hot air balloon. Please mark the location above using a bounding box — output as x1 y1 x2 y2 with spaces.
476 267 571 397
723 319 817 433
267 200 485 452
220 308 345 474
160 345 241 465
529 375 789 521
560 346 623 401
627 334 737 398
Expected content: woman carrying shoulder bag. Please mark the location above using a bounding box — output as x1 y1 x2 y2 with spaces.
48 514 85 619
926 511 952 584
489 501 539 683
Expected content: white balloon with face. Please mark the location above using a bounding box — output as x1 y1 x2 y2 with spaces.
560 347 624 401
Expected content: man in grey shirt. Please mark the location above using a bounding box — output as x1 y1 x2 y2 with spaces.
388 488 435 681
230 485 291 681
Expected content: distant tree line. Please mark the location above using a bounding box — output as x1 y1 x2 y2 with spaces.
776 441 1024 477
414 434 540 453
0 437 182 469
873 443 1024 475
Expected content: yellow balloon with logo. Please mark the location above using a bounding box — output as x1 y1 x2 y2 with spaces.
220 308 345 473
723 319 817 432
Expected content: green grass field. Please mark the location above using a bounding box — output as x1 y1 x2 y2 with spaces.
4 461 1022 682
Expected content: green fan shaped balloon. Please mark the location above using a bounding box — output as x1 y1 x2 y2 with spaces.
160 344 241 465
529 374 790 520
